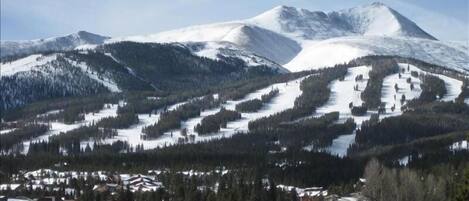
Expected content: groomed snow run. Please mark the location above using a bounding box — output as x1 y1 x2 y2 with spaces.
305 66 372 156
178 77 306 144
21 103 119 154
107 76 306 150
103 100 189 150
315 66 372 125
379 63 423 118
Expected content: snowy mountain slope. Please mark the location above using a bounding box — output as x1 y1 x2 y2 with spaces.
329 2 436 40
1 54 57 76
110 2 469 73
183 41 289 73
113 23 301 65
0 31 110 58
285 36 469 73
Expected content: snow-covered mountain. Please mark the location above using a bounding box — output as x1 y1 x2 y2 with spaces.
0 31 110 58
113 2 468 73
1 2 468 73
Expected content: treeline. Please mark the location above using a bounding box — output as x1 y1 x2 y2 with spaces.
2 93 119 122
142 95 219 139
100 42 279 92
273 112 356 149
235 89 279 112
0 57 110 111
96 112 139 129
352 102 469 152
418 74 447 102
46 126 117 155
0 123 49 152
456 79 469 103
195 108 242 135
361 59 399 109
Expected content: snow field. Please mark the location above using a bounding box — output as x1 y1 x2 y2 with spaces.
1 54 57 76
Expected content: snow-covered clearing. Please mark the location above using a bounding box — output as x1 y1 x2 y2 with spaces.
21 104 119 154
1 54 57 76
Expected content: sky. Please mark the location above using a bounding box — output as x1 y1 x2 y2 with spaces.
1 0 468 41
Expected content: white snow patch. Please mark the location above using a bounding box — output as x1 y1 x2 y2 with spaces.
1 54 57 76
398 156 410 166
450 140 468 151
0 128 16 135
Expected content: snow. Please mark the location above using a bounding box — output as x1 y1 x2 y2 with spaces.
306 63 464 157
1 31 109 58
320 132 355 157
0 128 16 135
104 77 305 150
379 64 423 118
185 41 289 72
109 3 469 73
435 74 463 102
1 54 57 76
303 66 371 156
315 66 372 124
338 197 358 201
180 76 305 142
21 103 119 154
398 156 410 166
104 100 189 150
285 36 469 73
450 140 468 151
67 59 121 92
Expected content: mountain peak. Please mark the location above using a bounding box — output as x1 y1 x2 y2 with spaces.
370 2 387 7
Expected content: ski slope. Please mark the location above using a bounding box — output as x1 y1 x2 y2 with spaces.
21 103 119 154
103 77 306 150
306 63 464 156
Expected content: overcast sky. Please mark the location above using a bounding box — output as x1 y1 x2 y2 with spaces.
1 0 468 41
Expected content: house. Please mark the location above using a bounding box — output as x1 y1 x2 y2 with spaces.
123 175 163 192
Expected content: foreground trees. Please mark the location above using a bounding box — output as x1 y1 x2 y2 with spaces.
363 159 447 201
